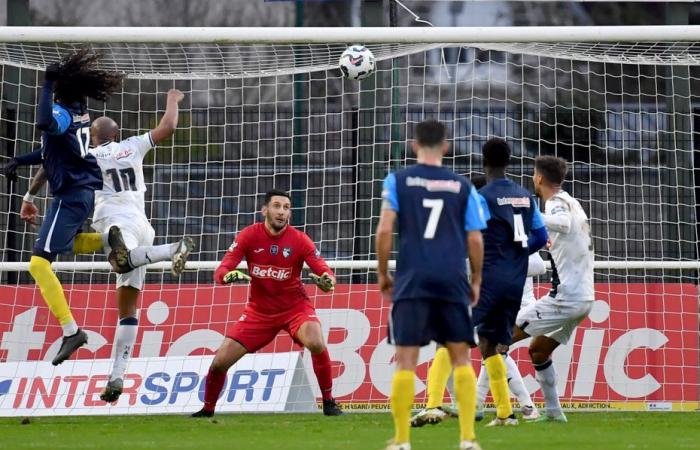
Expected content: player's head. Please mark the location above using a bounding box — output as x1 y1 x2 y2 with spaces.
412 119 448 157
262 189 292 232
90 117 119 146
533 155 568 197
482 138 511 170
53 47 124 105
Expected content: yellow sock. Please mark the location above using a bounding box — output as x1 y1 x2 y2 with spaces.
426 347 452 409
390 370 415 445
73 233 103 254
453 365 477 442
28 256 74 326
484 354 513 419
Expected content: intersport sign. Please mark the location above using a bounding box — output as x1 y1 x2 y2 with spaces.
0 283 697 415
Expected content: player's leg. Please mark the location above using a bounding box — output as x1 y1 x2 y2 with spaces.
528 335 564 421
502 351 539 419
294 318 342 416
385 299 430 450
411 344 452 427
30 193 93 365
101 225 147 402
192 337 249 417
474 360 489 420
125 237 195 276
193 307 278 417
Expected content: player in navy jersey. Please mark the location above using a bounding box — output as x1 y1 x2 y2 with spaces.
5 49 124 366
376 120 488 450
471 138 548 426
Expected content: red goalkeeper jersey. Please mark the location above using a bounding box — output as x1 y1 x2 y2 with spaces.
214 222 333 313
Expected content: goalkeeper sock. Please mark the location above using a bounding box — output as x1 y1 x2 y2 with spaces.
476 361 490 407
453 365 477 441
73 233 104 254
311 349 334 401
426 347 452 409
110 317 138 381
390 370 414 445
28 256 78 336
484 354 513 419
128 243 177 267
535 359 562 417
203 367 227 413
504 354 534 408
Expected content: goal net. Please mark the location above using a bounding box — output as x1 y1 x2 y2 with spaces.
0 27 698 415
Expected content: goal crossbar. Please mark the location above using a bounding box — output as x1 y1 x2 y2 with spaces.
2 26 700 44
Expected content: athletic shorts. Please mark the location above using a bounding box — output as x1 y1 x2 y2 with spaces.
92 214 155 290
34 188 94 260
471 281 523 346
226 301 320 353
388 298 476 347
516 296 593 345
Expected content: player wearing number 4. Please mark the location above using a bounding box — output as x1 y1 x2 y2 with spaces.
0 49 125 366
192 190 343 418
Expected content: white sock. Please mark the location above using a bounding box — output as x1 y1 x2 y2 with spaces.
101 231 110 248
110 317 138 381
62 320 79 337
534 359 561 417
504 354 535 409
128 243 176 267
476 362 490 407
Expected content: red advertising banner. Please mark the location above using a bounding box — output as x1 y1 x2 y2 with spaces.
0 283 697 410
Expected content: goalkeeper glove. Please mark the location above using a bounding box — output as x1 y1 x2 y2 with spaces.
1 158 18 183
223 270 251 284
310 272 335 292
45 63 61 82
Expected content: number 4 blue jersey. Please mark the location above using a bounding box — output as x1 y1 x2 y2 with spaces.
382 164 489 304
41 102 103 195
478 178 545 287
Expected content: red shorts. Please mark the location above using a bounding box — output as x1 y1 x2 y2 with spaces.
226 301 320 353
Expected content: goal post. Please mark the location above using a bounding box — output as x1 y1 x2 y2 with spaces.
0 26 698 415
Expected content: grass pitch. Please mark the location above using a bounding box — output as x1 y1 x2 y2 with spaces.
1 412 698 450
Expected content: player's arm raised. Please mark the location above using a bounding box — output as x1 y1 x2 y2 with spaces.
214 233 250 284
150 89 185 145
304 237 335 292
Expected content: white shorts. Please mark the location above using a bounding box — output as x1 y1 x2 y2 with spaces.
515 295 593 345
92 215 155 290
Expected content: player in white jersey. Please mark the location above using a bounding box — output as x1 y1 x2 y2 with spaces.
89 89 195 402
512 155 595 423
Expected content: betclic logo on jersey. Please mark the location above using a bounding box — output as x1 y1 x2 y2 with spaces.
251 264 291 280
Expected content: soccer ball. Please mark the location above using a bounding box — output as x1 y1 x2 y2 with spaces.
339 45 375 80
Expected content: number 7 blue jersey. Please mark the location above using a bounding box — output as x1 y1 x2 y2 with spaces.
382 164 489 304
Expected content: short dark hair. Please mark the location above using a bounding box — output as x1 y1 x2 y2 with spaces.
482 138 511 168
535 156 568 185
264 189 291 205
415 119 447 147
470 174 487 190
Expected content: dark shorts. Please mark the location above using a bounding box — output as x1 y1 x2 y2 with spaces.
471 282 523 346
388 298 476 347
34 189 94 260
226 302 320 353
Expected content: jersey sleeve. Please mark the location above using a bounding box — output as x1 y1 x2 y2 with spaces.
464 186 489 231
302 234 333 277
126 132 154 159
214 230 248 284
48 104 71 135
381 173 398 212
527 252 547 277
544 196 572 234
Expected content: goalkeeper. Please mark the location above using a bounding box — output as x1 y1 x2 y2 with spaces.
192 189 343 417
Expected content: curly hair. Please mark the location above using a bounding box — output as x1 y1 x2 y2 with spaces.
53 47 124 104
